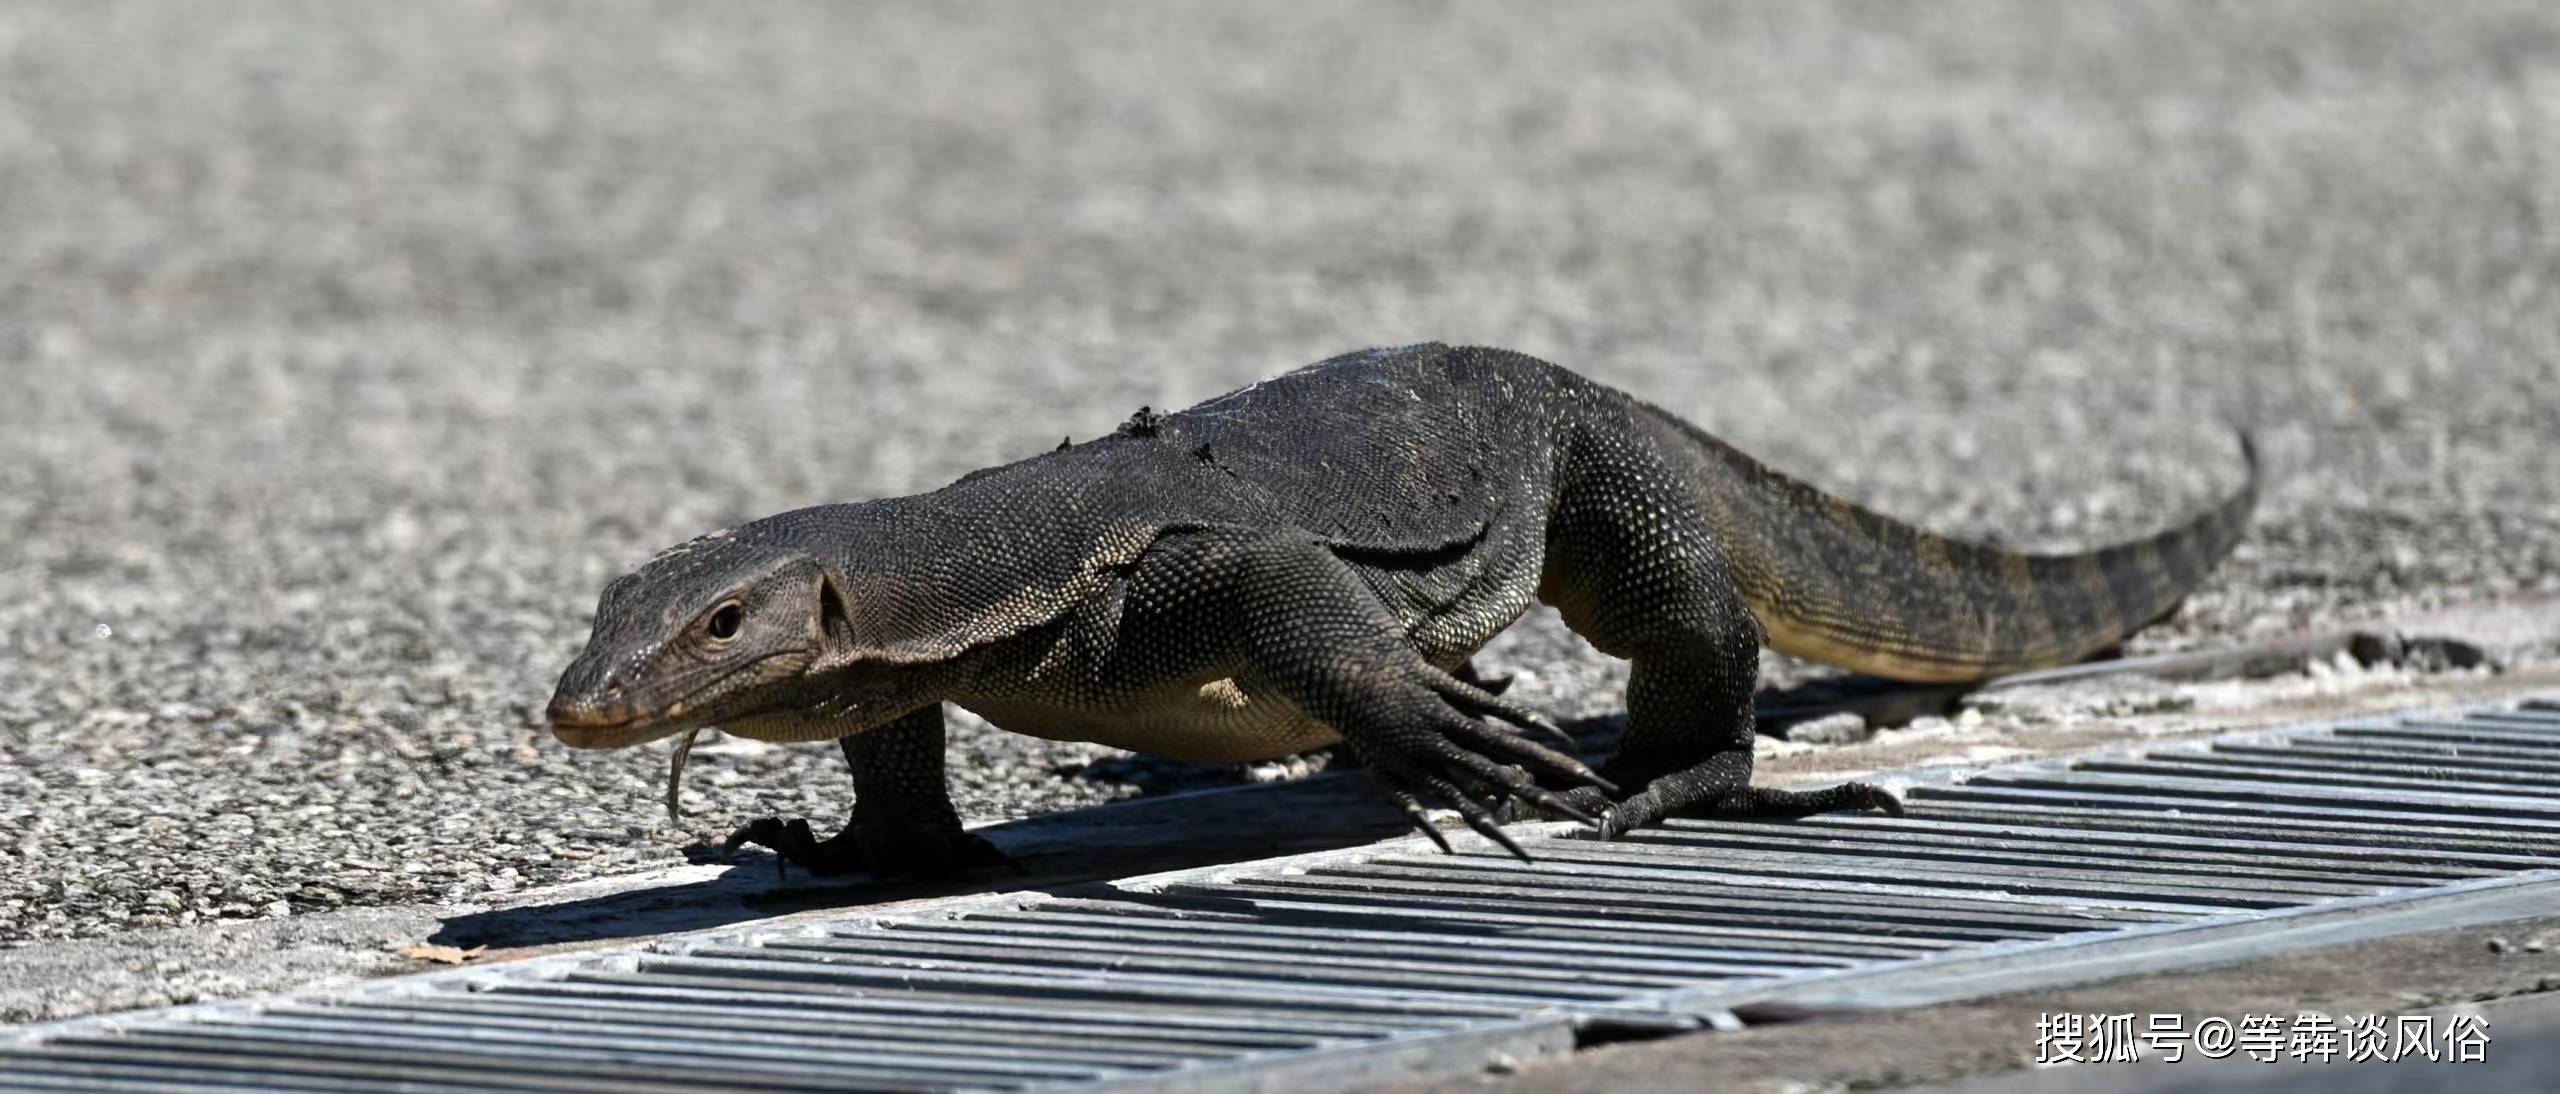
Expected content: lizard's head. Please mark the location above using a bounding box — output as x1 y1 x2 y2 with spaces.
546 524 849 750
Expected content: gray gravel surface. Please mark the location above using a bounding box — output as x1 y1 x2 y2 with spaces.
4 1 2557 945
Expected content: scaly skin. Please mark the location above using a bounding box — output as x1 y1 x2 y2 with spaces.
547 344 2255 875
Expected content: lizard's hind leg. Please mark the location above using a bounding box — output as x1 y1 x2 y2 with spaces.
1539 427 1901 837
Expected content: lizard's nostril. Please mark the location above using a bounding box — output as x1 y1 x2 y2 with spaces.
545 665 629 730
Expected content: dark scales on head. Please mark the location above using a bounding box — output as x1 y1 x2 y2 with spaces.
547 343 2257 877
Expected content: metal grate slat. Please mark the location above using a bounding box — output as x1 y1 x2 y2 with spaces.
169 1015 1109 1085
776 930 1703 992
628 951 1534 1019
1390 843 2392 905
484 977 1410 1042
1909 782 2560 833
1585 822 2494 883
2068 758 2560 796
30 1031 896 1093
1170 878 2072 944
2209 741 2560 773
743 935 1669 1000
11 698 2560 1092
1954 771 2560 820
1317 855 2269 916
1844 801 2560 857
859 916 1826 978
1015 895 1958 958
2335 723 2560 748
313 997 1237 1063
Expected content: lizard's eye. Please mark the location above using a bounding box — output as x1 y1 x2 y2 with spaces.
705 603 743 640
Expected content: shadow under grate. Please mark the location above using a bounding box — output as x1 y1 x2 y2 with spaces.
7 699 2560 1092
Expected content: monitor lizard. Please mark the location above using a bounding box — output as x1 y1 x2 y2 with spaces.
546 343 2256 875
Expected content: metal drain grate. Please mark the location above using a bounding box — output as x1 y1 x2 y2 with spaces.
8 699 2560 1091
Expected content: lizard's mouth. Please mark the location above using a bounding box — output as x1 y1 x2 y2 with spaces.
546 652 809 750
548 716 694 751
546 692 707 748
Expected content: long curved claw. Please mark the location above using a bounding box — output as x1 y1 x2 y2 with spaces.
1418 772 1533 862
1343 661 1635 860
1426 739 1602 828
1423 671 1577 755
719 816 780 863
1433 712 1617 795
721 816 819 880
1509 781 1601 826
1381 788 1456 855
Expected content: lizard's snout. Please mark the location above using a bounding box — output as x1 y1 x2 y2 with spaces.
545 660 641 746
545 677 620 724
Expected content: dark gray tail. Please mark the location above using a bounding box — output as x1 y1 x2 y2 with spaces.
1634 405 2258 683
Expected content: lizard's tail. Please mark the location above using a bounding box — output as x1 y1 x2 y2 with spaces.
1632 405 2259 683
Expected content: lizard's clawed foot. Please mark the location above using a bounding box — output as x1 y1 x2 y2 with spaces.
1358 669 1615 862
1555 776 1902 839
721 817 864 879
1708 781 1904 821
720 815 1023 880
1495 784 1612 827
853 813 1024 878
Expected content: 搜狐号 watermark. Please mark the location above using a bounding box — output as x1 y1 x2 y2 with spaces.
2035 1012 2489 1064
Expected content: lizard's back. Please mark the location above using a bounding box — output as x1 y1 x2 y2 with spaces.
1160 343 1573 556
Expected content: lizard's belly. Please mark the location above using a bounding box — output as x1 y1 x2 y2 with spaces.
959 678 1341 763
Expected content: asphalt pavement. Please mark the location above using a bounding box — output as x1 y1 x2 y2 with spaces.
3 1 2556 946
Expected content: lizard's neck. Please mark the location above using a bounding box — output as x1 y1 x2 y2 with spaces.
719 653 973 742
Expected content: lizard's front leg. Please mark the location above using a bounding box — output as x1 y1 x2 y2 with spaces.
1124 529 1612 859
721 703 1018 878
